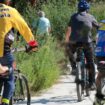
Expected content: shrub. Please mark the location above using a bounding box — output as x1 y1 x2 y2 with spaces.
16 36 63 91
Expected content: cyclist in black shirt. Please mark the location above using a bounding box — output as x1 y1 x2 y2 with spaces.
65 0 99 90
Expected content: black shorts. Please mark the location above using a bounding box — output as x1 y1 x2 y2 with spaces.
96 56 105 72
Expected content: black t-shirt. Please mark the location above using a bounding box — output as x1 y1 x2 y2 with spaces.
68 11 99 43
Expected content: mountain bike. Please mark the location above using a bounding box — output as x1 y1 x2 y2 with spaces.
9 69 30 105
9 47 31 105
75 46 90 102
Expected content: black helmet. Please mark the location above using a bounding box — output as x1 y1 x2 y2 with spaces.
78 0 90 11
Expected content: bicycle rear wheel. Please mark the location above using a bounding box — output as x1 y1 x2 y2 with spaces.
85 69 90 96
12 74 31 105
76 62 84 102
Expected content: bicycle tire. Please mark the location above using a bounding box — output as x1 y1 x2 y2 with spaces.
85 69 90 96
93 102 100 105
11 73 31 105
93 101 104 105
76 62 84 102
85 83 90 96
93 102 96 105
9 97 13 105
20 74 31 105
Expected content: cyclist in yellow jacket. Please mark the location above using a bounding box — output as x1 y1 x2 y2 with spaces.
0 0 38 105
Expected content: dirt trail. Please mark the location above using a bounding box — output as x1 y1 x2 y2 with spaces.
30 75 95 105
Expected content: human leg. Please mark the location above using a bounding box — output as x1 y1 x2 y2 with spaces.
2 71 15 105
84 43 96 89
0 53 15 105
66 43 77 75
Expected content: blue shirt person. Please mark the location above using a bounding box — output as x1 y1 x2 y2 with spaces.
32 11 51 46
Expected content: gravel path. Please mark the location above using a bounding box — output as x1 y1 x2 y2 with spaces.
30 75 96 105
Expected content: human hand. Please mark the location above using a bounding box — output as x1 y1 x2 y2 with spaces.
26 40 38 52
0 64 9 74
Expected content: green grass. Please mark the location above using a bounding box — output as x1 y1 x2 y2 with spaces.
15 36 63 91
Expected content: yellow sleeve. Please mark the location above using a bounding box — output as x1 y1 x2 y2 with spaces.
11 9 35 43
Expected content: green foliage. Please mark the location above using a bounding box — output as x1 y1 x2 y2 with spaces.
15 0 76 40
13 0 30 13
41 1 76 40
90 3 105 21
15 37 63 91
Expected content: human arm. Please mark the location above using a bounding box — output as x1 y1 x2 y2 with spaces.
65 15 73 43
91 15 100 30
11 9 38 48
48 19 51 33
65 26 71 43
48 26 51 33
92 21 100 30
0 64 9 74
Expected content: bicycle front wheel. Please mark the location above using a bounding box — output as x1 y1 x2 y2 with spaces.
76 62 84 102
13 74 31 105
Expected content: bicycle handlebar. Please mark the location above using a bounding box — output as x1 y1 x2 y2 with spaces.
11 45 38 53
11 47 26 53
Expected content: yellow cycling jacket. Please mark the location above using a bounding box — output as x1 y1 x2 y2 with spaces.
0 4 34 57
